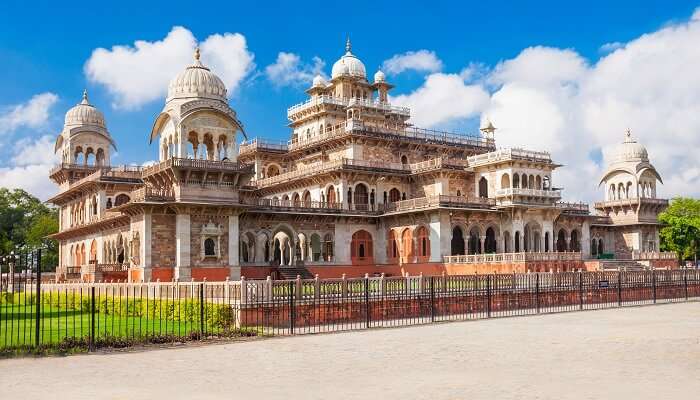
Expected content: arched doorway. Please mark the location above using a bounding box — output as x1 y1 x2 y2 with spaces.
503 231 511 253
326 185 336 204
570 230 581 252
478 177 488 198
351 230 373 264
468 227 480 254
598 238 604 255
89 240 97 263
451 226 465 256
389 188 401 203
310 234 321 262
544 232 550 252
416 226 430 260
515 231 521 252
501 174 510 189
388 230 399 261
484 227 497 253
401 228 413 262
556 230 567 252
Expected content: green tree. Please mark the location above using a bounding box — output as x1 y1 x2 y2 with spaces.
0 188 59 270
659 197 700 263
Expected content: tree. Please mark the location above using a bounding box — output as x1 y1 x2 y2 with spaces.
0 188 59 270
659 197 700 263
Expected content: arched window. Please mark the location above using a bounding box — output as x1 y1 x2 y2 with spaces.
570 230 580 252
513 174 520 188
401 155 408 165
267 165 280 178
388 230 399 260
416 226 430 259
456 190 461 196
501 174 511 189
351 230 373 264
503 231 512 253
323 233 334 261
451 226 465 256
598 238 604 256
556 230 567 252
478 177 488 198
303 191 311 206
618 183 625 199
528 175 534 189
468 227 480 254
521 174 528 188
626 182 633 199
204 238 216 256
544 232 550 252
591 239 598 256
326 186 336 204
292 192 301 207
515 231 521 252
536 175 542 190
389 188 401 203
106 198 113 209
114 194 130 206
354 184 368 209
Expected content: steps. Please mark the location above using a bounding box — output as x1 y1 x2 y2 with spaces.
598 259 648 271
277 266 314 280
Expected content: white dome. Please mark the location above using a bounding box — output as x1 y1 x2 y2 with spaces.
373 70 385 83
167 48 227 102
613 130 648 163
331 39 366 79
312 74 326 87
64 90 106 129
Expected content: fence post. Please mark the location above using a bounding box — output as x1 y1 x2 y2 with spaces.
90 286 95 351
240 276 247 304
617 271 622 306
364 275 370 329
578 271 583 311
652 269 657 304
35 249 42 347
288 280 295 334
430 276 435 323
314 275 320 301
535 273 540 314
684 268 689 300
199 283 205 336
486 274 492 318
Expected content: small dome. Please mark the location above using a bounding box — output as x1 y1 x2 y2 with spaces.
167 48 227 102
312 74 326 87
613 129 648 163
374 69 386 83
64 90 106 129
331 38 366 80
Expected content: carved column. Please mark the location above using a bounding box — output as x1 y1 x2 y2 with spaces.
175 214 191 281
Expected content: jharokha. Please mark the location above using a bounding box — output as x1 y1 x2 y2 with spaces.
48 41 676 283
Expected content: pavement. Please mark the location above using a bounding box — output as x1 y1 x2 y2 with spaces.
1 302 699 400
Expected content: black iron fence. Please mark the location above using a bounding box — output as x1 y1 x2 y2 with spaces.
2 250 700 352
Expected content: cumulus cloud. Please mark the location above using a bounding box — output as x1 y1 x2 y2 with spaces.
599 41 624 54
391 73 489 127
382 50 443 75
0 135 59 200
393 9 700 202
85 26 255 110
0 93 58 135
265 52 326 87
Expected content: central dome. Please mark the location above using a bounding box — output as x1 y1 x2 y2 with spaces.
167 48 227 102
613 130 648 163
64 90 106 129
331 39 366 80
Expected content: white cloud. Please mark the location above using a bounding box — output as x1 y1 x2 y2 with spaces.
599 41 624 54
382 50 443 75
0 93 58 135
0 135 59 201
84 26 255 110
391 73 490 127
264 52 326 87
393 8 700 202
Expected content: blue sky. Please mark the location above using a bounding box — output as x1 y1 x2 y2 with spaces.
2 0 700 201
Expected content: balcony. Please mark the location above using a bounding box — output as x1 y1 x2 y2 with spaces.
142 157 253 178
239 138 289 156
554 201 589 215
467 148 552 167
631 251 677 260
131 187 175 202
594 197 668 209
385 195 495 213
496 188 562 198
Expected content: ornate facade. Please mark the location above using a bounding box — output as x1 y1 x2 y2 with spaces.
48 42 676 282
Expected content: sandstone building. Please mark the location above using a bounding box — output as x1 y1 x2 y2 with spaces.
48 42 675 282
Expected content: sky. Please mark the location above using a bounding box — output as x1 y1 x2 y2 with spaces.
1 0 700 202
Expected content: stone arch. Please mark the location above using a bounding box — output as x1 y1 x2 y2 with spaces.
478 177 488 198
325 185 337 204
266 163 281 178
528 175 534 189
302 190 311 206
309 233 322 262
401 228 413 261
387 229 399 260
503 231 512 253
89 240 97 263
114 193 130 207
292 192 301 207
255 231 271 262
353 183 369 209
544 231 550 252
536 175 542 190
556 229 568 252
521 173 528 188
451 225 465 256
416 226 430 259
467 225 481 255
570 229 581 252
513 174 520 188
484 226 497 254
389 188 401 203
322 233 334 261
500 173 511 189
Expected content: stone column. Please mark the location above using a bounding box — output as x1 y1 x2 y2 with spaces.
175 214 191 281
228 215 241 279
433 211 450 262
581 220 591 258
479 236 485 254
141 213 152 282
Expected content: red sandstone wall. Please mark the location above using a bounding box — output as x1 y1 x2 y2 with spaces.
152 214 176 268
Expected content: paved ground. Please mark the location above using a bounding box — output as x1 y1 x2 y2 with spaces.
2 302 699 400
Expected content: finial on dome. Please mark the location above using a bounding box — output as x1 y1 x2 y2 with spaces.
345 36 352 54
480 118 497 134
194 47 201 61
624 128 635 143
81 89 90 105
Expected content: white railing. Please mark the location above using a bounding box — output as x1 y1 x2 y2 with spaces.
631 251 677 260
495 188 562 198
239 138 288 155
555 201 589 214
287 95 410 117
594 197 668 208
467 148 552 167
443 252 582 264
385 195 495 212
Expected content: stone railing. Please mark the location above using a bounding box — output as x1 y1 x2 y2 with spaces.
594 197 668 209
467 148 552 167
142 158 251 177
555 201 589 214
49 163 101 176
132 187 175 202
443 252 582 264
385 195 495 212
287 95 410 118
631 251 677 260
495 188 562 198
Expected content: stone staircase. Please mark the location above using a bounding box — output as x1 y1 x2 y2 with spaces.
598 259 649 271
277 265 314 280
